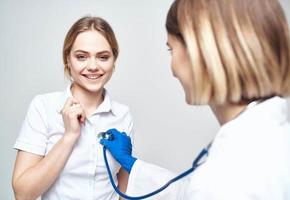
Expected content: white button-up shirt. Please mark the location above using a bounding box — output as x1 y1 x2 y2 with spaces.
126 96 290 200
14 85 134 200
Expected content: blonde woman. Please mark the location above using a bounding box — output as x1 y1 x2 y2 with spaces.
101 0 290 199
12 17 132 200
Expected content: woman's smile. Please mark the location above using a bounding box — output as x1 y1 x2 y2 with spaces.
82 73 104 80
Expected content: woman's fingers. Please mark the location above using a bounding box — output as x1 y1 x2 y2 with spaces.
61 97 86 135
61 97 80 113
68 104 86 124
75 107 86 124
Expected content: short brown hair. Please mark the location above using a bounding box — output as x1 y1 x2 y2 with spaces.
166 0 290 104
63 16 119 78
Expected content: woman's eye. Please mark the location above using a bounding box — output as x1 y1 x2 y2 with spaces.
99 55 109 61
76 55 87 61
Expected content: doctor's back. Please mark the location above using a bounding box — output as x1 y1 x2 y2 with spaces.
181 97 290 199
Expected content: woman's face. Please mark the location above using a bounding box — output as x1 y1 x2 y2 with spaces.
167 34 195 104
67 30 115 94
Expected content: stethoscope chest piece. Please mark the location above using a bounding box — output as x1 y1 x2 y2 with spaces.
98 132 114 141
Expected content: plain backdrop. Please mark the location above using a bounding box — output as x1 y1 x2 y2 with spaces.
1 0 289 199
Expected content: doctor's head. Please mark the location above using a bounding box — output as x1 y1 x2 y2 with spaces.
166 0 290 105
62 16 119 93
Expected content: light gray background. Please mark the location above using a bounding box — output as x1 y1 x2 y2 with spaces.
1 0 289 199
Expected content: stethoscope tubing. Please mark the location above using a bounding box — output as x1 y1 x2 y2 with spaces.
103 146 209 199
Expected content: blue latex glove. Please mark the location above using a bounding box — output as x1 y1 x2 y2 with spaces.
100 129 137 173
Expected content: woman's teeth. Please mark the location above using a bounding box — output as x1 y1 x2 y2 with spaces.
84 74 101 79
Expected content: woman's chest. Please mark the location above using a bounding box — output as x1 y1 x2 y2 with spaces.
44 114 125 176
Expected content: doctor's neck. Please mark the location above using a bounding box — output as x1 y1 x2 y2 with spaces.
209 102 248 126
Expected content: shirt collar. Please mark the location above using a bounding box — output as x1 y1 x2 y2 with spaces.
93 89 115 115
217 96 288 136
56 84 116 116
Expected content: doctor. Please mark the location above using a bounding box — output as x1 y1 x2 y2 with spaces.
101 0 290 199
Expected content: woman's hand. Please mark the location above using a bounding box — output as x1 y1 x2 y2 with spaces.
61 97 86 140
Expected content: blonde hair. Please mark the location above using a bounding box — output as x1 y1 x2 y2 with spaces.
166 0 290 104
63 16 119 78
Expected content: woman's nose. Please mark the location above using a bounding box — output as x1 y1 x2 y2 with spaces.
87 58 99 71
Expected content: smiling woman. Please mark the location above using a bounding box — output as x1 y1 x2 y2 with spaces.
68 30 115 95
11 16 133 200
63 17 119 95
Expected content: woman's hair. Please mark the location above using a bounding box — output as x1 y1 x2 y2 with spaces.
166 0 290 105
63 16 119 78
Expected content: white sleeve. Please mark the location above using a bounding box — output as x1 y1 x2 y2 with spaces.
123 110 138 158
126 160 187 199
14 95 48 156
124 111 134 138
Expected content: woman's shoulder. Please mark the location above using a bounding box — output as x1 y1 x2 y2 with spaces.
110 100 131 116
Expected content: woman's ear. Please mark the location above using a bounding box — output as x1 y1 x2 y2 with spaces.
67 55 71 67
66 55 73 81
67 56 72 73
112 61 116 72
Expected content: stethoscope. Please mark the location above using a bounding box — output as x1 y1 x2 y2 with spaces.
98 131 211 200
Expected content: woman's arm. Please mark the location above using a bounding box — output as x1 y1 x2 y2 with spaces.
12 134 78 200
117 168 129 200
12 97 85 200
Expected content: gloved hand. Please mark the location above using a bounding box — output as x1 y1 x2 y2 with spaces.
100 128 137 173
